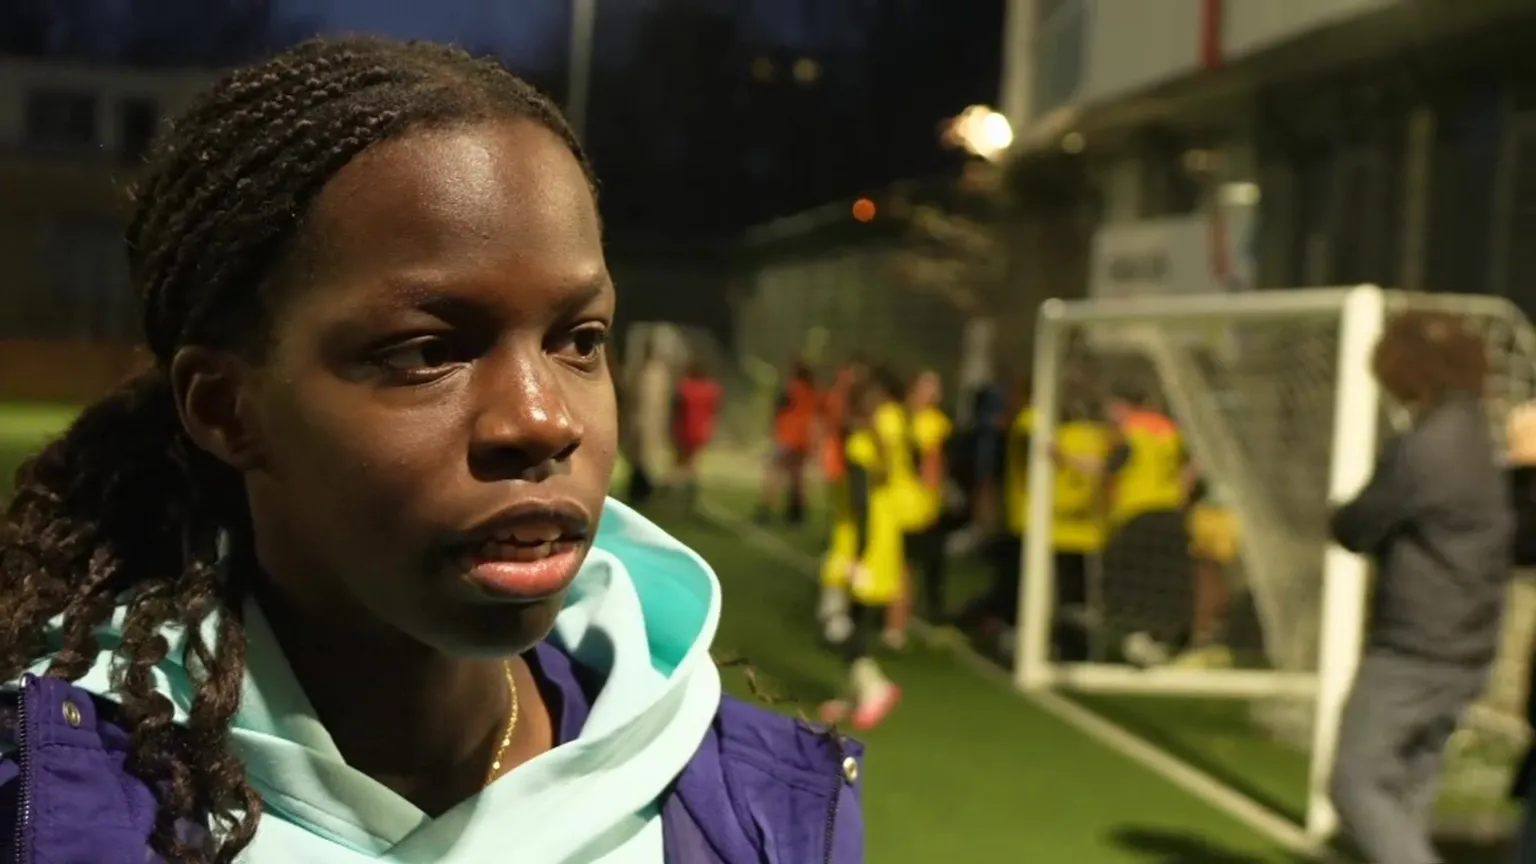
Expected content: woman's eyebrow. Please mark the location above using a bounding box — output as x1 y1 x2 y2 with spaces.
550 275 613 318
366 271 611 314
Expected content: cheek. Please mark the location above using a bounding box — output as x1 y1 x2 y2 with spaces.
261 383 464 527
578 378 620 468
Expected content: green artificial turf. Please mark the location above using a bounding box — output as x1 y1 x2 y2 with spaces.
663 492 1302 863
0 403 76 492
689 479 1516 862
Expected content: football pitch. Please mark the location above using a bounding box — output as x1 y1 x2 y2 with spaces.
0 404 1509 862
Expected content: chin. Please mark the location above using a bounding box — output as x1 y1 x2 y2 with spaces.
424 593 568 658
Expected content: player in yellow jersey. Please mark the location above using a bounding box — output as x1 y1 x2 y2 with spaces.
869 367 921 647
817 379 903 730
1100 385 1234 668
1177 476 1239 667
904 371 956 622
1044 399 1114 661
817 371 902 638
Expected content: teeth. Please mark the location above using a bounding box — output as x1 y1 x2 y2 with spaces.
475 540 556 562
494 524 564 544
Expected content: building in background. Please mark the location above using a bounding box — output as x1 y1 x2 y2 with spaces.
0 59 211 343
1000 0 1536 310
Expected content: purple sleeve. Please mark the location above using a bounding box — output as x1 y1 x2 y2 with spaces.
0 710 18 862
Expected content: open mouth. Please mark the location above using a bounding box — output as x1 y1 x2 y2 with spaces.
448 510 594 601
461 528 587 566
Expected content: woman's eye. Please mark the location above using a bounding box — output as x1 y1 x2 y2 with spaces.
374 337 455 376
558 325 610 365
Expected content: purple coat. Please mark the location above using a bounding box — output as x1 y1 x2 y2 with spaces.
0 643 864 863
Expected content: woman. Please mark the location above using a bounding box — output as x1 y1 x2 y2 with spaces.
960 386 1032 637
1327 312 1509 864
1504 402 1536 860
903 370 955 623
869 367 920 648
0 38 862 863
755 360 819 526
627 338 673 506
669 359 723 507
1097 385 1198 666
819 360 867 507
818 379 904 730
1042 399 1113 663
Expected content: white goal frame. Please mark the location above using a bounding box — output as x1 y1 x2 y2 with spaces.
1015 285 1387 843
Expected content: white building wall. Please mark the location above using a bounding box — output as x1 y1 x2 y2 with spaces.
1011 0 1403 124
1080 0 1203 106
999 0 1038 133
1224 0 1396 57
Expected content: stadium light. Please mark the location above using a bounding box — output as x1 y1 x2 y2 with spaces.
941 105 1014 162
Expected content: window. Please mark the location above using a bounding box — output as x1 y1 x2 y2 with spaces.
118 98 159 163
23 89 98 148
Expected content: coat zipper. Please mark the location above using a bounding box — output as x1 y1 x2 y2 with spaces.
15 674 33 864
820 735 847 864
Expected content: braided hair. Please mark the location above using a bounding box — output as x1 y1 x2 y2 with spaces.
0 37 590 863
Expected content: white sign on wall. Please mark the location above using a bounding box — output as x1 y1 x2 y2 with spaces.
1090 216 1218 300
1090 206 1257 300
1088 210 1257 359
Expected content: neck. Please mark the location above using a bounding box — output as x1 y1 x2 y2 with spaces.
253 580 537 812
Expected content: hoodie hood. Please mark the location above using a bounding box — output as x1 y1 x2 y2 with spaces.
25 498 723 862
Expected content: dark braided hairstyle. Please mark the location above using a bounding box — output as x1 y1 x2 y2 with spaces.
0 37 590 863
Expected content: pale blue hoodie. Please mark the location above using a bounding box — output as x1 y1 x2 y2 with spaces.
16 499 723 862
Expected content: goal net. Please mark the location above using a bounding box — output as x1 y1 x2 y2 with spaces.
1016 285 1536 845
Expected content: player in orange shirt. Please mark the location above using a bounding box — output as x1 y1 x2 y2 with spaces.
819 359 869 487
755 360 820 525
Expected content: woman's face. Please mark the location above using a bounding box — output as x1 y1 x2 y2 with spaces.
222 121 616 656
909 372 940 408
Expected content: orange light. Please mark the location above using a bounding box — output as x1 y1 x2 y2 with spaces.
851 198 876 222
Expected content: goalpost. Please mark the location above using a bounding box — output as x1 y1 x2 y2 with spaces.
1015 284 1536 844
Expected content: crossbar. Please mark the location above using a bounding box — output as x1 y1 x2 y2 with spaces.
1042 286 1364 325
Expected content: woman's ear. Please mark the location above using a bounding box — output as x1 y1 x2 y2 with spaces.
169 347 265 471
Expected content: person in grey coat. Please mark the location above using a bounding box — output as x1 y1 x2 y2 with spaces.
1328 311 1512 864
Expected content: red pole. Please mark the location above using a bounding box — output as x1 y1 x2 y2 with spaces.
1200 0 1224 69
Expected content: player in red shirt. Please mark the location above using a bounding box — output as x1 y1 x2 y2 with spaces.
671 360 723 509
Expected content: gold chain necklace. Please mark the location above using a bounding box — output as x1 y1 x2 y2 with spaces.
483 658 520 787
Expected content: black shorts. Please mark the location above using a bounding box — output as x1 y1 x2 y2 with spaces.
841 602 887 662
1099 509 1193 644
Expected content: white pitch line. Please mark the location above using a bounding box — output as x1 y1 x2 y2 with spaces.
694 497 1338 862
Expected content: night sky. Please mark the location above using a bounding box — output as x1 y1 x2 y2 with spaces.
283 0 570 65
283 0 841 69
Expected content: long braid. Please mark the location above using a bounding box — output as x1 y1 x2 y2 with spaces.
0 36 590 863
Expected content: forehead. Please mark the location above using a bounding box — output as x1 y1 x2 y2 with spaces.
292 119 604 310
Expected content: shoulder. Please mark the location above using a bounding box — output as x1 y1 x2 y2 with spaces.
1407 394 1496 465
1427 393 1493 438
1060 421 1111 450
0 675 204 862
671 693 864 864
917 409 952 440
846 431 878 466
